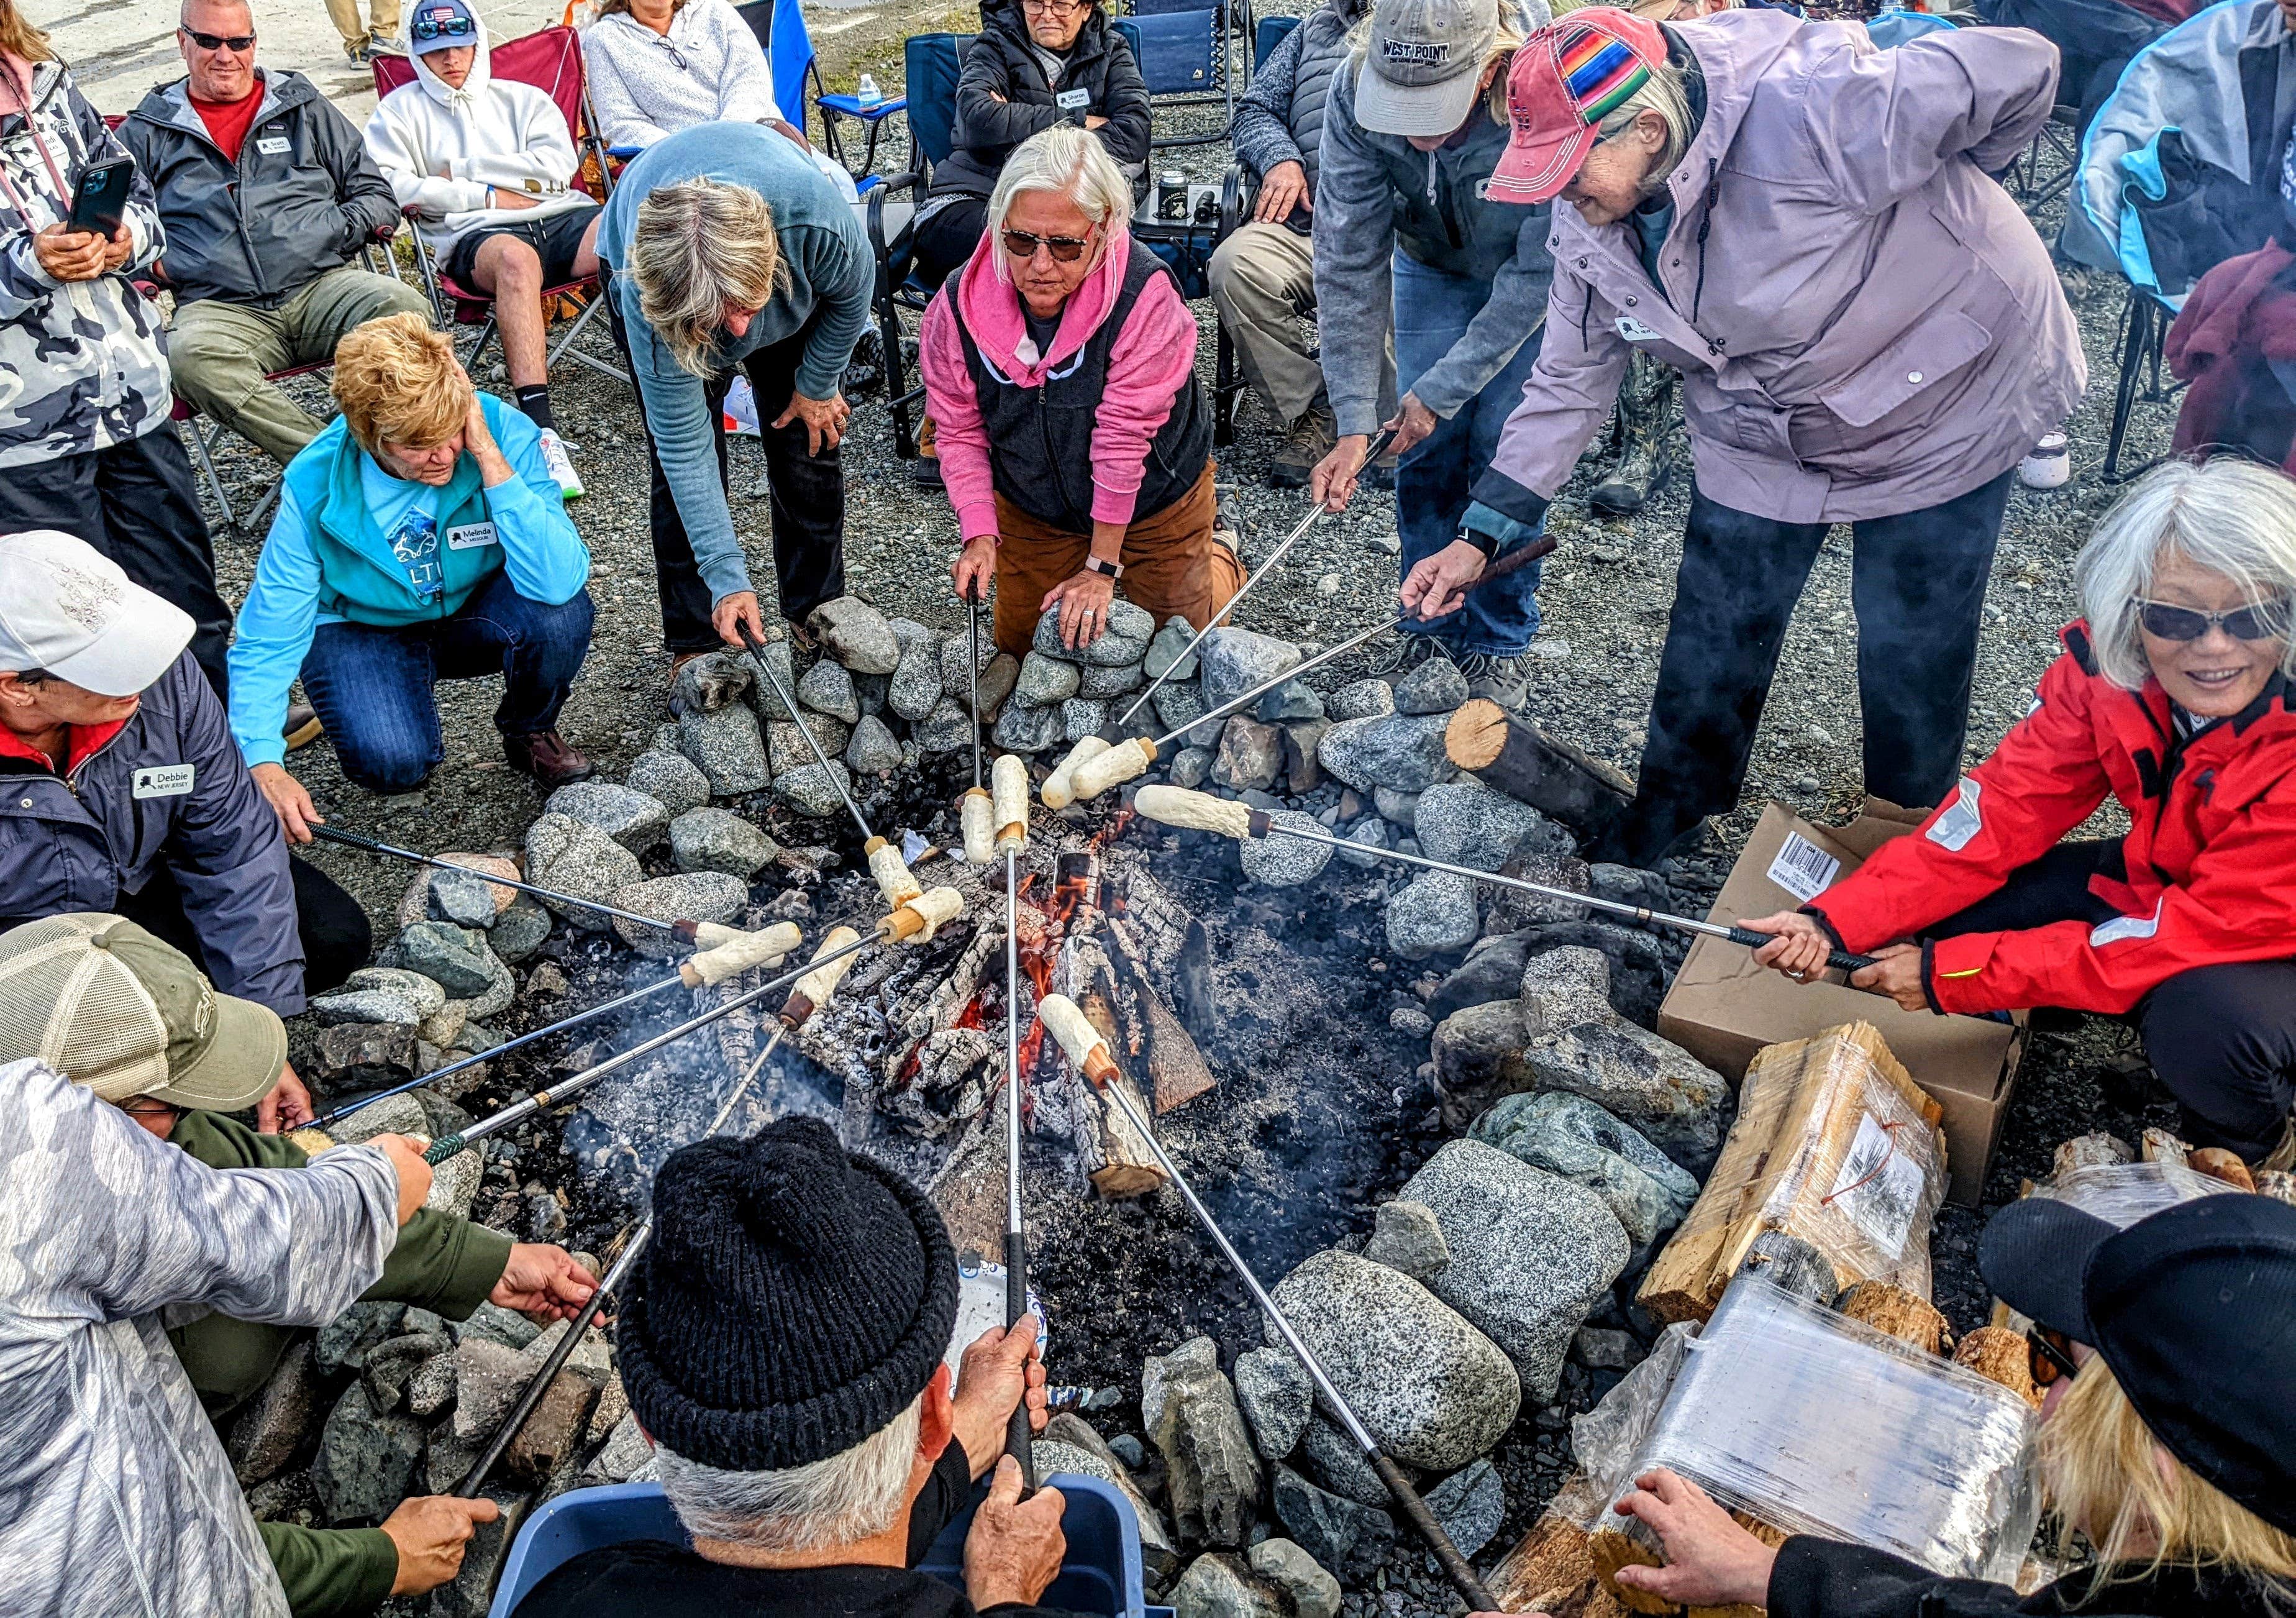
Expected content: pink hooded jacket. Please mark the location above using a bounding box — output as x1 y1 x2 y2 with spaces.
1474 10 2086 527
921 224 1199 541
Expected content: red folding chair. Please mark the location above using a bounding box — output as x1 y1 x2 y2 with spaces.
373 26 626 386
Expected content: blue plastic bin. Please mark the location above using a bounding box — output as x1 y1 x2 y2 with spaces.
487 1473 1153 1617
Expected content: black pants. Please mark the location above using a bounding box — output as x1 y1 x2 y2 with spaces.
0 425 232 699
1933 841 2296 1161
1618 469 2015 864
602 270 846 653
913 193 988 292
116 858 371 1006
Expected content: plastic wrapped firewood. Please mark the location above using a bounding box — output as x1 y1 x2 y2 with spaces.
2051 1132 2133 1179
2139 1127 2191 1167
1836 1280 1951 1356
2259 1169 2296 1205
2186 1148 2257 1192
2038 1161 2237 1228
1952 1326 2042 1409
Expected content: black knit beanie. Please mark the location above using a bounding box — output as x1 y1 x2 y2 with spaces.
619 1115 960 1472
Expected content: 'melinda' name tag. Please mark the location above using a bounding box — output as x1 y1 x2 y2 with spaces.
1615 314 1662 342
132 764 195 798
447 521 499 551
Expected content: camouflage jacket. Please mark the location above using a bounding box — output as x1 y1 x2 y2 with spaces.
0 1060 400 1618
0 60 171 470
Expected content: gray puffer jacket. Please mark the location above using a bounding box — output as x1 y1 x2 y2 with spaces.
119 70 399 310
0 59 170 470
1228 0 1368 232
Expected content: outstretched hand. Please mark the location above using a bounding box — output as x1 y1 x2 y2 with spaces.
1607 1469 1777 1610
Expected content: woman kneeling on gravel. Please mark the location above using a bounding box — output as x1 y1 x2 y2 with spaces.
1569 1195 2296 1617
924 125 1241 659
1747 459 2296 1172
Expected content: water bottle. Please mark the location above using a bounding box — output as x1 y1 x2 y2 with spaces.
857 73 883 111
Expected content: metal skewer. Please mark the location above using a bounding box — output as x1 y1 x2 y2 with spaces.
736 619 875 843
992 754 1034 1488
309 823 715 939
968 585 985 794
1142 615 1402 749
1117 426 1398 729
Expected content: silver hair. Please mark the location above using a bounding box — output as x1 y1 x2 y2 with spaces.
629 176 790 378
1593 58 1695 196
654 1396 924 1552
2074 458 2296 690
984 126 1133 285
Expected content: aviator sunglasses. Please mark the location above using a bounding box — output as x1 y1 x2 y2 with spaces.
2132 597 2291 642
1001 228 1094 262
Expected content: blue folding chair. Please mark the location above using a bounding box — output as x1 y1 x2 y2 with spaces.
1113 0 1254 150
863 30 970 458
735 0 906 183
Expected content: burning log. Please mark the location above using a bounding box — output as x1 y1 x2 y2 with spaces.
1134 977 1216 1112
1444 699 1633 837
1070 989 1168 1199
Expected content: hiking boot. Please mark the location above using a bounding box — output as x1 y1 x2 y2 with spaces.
1589 359 1679 518
283 702 322 751
1270 406 1337 490
1367 631 1450 679
1453 651 1528 710
1213 484 1246 555
537 428 585 500
504 730 596 788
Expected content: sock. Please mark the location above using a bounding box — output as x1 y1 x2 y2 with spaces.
515 385 555 432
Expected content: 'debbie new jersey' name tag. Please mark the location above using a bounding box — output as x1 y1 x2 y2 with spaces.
447 521 499 551
132 764 195 799
1615 314 1662 342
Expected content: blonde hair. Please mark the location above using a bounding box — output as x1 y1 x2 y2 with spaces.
0 0 54 65
2039 1359 2296 1606
629 175 788 378
331 313 469 457
985 125 1132 285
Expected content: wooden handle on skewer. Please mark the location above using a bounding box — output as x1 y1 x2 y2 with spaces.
882 885 967 944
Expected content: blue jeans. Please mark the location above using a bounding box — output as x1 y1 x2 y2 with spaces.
300 569 596 793
1392 250 1546 656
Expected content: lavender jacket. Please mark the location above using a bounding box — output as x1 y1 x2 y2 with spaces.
1473 10 2085 527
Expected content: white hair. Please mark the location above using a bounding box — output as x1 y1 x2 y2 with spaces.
1593 58 1696 195
2074 458 2296 690
985 126 1132 285
654 1395 923 1552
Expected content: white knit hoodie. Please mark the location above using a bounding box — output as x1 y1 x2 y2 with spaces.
362 14 591 253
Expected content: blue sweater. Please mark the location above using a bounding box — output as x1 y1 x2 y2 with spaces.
227 396 588 769
597 122 873 605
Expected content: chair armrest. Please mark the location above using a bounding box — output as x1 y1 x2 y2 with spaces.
606 145 644 160
867 169 926 257
1218 162 1253 240
368 218 399 243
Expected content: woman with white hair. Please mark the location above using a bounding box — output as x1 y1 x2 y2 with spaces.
1748 459 2296 1171
922 125 1240 659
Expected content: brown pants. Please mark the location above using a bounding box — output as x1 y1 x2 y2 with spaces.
991 465 1242 658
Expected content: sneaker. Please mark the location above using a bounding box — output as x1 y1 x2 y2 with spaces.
537 428 584 499
504 729 596 788
344 38 371 62
283 702 323 751
368 31 407 53
1269 406 1337 491
1453 651 1528 710
1366 631 1450 679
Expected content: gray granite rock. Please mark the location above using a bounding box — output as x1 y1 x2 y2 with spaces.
796 657 862 724
1400 1138 1630 1402
1248 1539 1341 1618
525 813 645 931
1424 1457 1505 1560
626 747 711 818
1029 600 1153 667
1270 1465 1396 1586
610 872 749 957
1212 716 1285 792
1362 1199 1451 1283
940 626 997 694
1256 679 1324 723
742 639 801 720
380 921 499 999
1392 656 1469 715
1144 615 1201 681
314 1383 426 1525
806 596 903 674
668 649 754 716
1373 785 1419 828
767 714 851 778
424 866 503 929
1169 1553 1283 1618
994 699 1064 753
1079 658 1145 697
1197 628 1301 710
1471 1090 1700 1253
888 621 945 720
489 895 552 964
450 1338 538 1443
678 704 770 797
545 781 670 853
1263 1249 1518 1471
845 713 905 774
669 807 779 879
337 966 449 1020
1061 697 1106 743
1142 1336 1262 1548
1152 680 1221 749
1337 816 1390 869
1170 745 1214 789
1015 651 1082 705
229 1341 319 1486
1038 1414 1180 1582
1414 780 1552 873
407 1350 458 1419
363 1328 450 1411
1384 869 1478 960
454 1303 543 1352
1318 712 1454 795
1233 1346 1311 1463
916 696 975 754
334 1093 482 1220
775 761 857 820
1573 1326 1640 1370
1326 678 1395 722
1239 808 1332 888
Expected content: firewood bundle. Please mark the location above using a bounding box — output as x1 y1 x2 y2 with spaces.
1639 1023 1948 1325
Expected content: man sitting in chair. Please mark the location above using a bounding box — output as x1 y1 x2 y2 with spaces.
511 1116 1072 1618
365 0 600 497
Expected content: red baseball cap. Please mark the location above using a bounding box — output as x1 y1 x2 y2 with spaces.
1491 9 1668 205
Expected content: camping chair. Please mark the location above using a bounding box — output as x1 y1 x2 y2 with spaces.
1112 0 1253 151
1206 11 1299 444
2059 0 2293 480
483 1474 1162 1618
866 30 968 459
374 25 628 388
734 0 906 181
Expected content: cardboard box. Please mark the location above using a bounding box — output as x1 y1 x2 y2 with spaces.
1658 802 2026 1206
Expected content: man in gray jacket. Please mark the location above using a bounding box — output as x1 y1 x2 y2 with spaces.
1210 0 1396 489
120 0 432 467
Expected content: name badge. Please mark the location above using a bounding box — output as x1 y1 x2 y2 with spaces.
1615 314 1662 342
447 521 499 551
132 764 196 799
1056 88 1091 110
255 135 291 155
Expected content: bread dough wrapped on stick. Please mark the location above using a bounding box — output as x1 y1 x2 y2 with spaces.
783 925 864 1024
866 834 924 908
993 754 1030 852
960 788 996 865
1068 738 1157 803
1039 992 1119 1086
1041 736 1111 810
678 920 805 987
883 885 967 943
1134 785 1253 839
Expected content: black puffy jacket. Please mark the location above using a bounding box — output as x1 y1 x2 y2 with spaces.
1769 1537 2296 1618
926 0 1152 200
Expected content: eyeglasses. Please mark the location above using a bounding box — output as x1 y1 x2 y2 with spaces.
1001 227 1094 262
2026 1325 2079 1389
181 27 258 51
651 36 692 71
409 12 476 42
2133 597 2292 642
1022 0 1091 14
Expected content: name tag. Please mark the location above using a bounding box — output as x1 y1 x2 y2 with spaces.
1055 88 1090 110
132 764 196 799
1615 314 1662 342
255 135 290 155
447 521 499 551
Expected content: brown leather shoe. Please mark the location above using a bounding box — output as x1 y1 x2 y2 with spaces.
504 730 596 788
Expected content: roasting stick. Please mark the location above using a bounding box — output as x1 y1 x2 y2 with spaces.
993 753 1036 1488
961 584 995 864
1135 786 1882 978
453 929 864 1499
734 621 926 910
1116 426 1398 730
1035 993 1498 1611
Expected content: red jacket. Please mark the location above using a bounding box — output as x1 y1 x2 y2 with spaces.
1811 622 2296 1015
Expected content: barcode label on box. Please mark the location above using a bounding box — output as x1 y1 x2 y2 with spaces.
1766 833 1841 903
1828 1112 1923 1260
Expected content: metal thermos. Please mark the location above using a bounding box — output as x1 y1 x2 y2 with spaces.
1158 171 1188 221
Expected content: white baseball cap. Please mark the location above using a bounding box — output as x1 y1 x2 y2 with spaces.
0 531 195 698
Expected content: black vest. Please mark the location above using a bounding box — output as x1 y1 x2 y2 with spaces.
949 242 1211 536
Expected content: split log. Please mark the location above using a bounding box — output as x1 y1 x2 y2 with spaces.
1075 992 1168 1199
1953 1326 2042 1409
2051 1132 2133 1179
2259 1169 2296 1205
2139 1127 2190 1168
1445 698 1633 838
1836 1280 1951 1356
1135 974 1217 1113
2187 1148 2257 1192
1485 1480 1629 1618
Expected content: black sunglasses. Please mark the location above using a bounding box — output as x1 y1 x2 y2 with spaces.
2026 1325 2079 1389
181 26 258 50
410 12 476 41
1001 227 1093 263
2133 596 2291 642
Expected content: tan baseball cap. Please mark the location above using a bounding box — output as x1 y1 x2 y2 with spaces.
0 913 287 1111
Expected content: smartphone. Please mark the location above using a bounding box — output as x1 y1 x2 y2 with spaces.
66 155 132 237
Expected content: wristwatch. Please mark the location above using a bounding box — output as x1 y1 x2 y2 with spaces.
1083 555 1124 580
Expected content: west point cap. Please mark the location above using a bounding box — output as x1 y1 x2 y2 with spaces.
1490 9 1667 204
0 531 194 698
0 914 287 1113
1354 0 1502 138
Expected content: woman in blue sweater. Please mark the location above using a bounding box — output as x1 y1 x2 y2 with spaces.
228 313 596 835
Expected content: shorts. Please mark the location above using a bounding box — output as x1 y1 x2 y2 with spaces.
442 201 600 289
